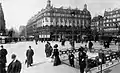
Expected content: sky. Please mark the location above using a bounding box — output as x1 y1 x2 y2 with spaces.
1 0 120 30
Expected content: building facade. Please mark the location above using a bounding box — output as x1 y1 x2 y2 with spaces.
103 9 120 37
26 0 91 41
91 15 104 40
91 15 104 34
0 3 6 35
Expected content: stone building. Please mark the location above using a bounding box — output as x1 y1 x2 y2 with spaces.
0 3 6 35
103 8 120 37
91 15 104 41
26 0 91 41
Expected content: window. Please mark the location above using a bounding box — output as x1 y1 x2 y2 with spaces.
107 20 109 22
107 24 109 26
77 20 79 24
60 18 63 23
45 17 48 22
116 11 118 13
50 18 53 22
113 19 116 22
69 19 71 23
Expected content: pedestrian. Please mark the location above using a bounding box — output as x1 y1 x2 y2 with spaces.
48 43 53 57
104 41 107 48
78 47 87 73
7 54 21 73
35 39 38 45
26 46 34 67
88 41 93 52
84 44 88 52
68 52 75 67
46 42 53 57
115 39 117 45
45 42 50 57
0 45 8 73
61 39 65 46
51 44 61 66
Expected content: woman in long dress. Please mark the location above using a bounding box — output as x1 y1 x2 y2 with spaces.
52 44 61 66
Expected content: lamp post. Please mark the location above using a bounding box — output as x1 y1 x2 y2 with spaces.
71 12 75 49
99 49 104 73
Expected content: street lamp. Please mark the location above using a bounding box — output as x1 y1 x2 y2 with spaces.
71 11 75 49
99 49 104 73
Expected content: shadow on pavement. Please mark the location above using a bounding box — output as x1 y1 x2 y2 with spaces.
61 60 80 69
103 69 112 73
32 61 47 67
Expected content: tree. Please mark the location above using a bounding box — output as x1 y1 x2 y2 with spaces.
8 28 15 37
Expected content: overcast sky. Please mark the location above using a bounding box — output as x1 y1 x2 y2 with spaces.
1 0 120 30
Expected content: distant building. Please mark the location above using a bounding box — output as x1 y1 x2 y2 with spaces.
103 8 120 37
19 26 26 37
26 0 91 41
91 15 104 34
91 15 104 41
0 3 6 35
19 26 25 33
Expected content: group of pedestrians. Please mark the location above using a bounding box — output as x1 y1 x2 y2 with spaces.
45 42 53 57
0 45 35 73
45 42 61 66
68 46 88 73
0 45 22 73
45 41 90 73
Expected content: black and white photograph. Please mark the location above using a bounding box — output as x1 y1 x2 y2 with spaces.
0 0 120 73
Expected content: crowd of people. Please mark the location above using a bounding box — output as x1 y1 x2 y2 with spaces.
0 45 35 73
1 38 118 73
45 41 92 73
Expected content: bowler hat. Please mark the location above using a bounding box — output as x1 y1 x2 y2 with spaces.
54 44 58 48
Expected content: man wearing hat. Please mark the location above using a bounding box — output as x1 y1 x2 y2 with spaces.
0 45 8 73
26 46 34 67
7 54 21 73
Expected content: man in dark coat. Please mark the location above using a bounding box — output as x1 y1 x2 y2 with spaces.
7 54 21 73
26 46 34 67
68 52 75 67
78 47 87 73
88 41 93 51
0 45 8 73
45 42 52 57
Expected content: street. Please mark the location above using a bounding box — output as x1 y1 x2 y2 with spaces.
2 41 120 73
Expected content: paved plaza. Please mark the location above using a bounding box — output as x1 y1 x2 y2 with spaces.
1 41 120 73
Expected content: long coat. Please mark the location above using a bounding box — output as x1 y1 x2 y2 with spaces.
52 48 61 66
0 48 8 73
26 49 34 65
88 41 93 49
78 51 87 73
45 44 53 57
7 60 21 73
1 48 8 64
